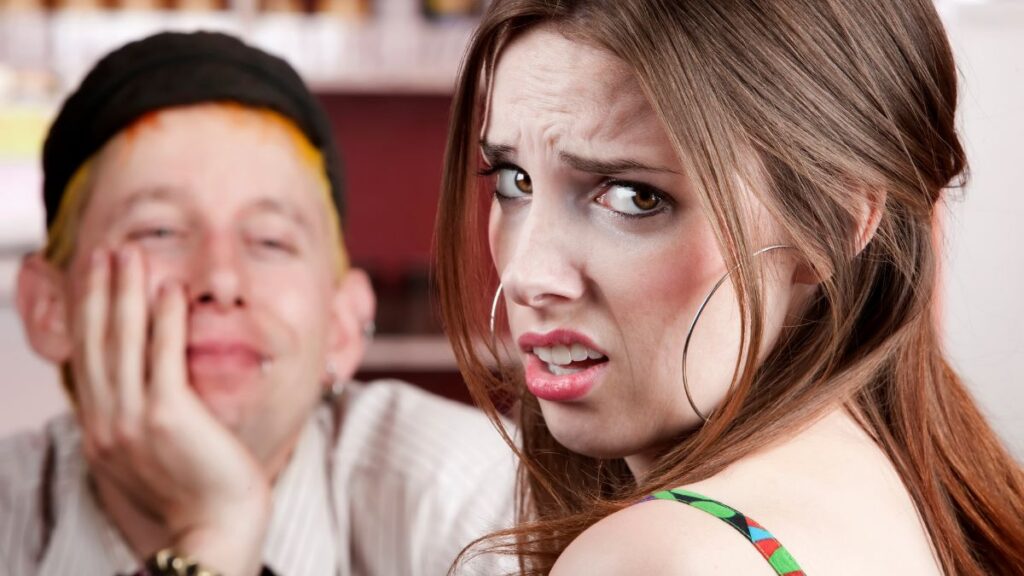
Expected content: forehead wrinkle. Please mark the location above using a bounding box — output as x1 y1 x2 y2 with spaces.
489 28 607 142
489 28 673 173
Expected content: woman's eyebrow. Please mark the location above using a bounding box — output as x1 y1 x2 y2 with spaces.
480 141 516 165
559 151 679 176
479 140 678 176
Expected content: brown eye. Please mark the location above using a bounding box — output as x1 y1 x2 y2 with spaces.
514 171 532 193
632 189 659 211
596 183 665 216
496 167 533 199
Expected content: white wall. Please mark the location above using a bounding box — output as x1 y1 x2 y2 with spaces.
0 307 66 435
942 3 1024 458
0 160 67 435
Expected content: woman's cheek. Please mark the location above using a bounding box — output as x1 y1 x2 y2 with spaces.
488 204 514 270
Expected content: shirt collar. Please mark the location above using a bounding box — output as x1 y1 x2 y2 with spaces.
261 405 342 576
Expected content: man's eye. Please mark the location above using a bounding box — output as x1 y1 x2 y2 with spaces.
595 183 666 217
256 237 296 253
127 227 182 241
495 167 532 199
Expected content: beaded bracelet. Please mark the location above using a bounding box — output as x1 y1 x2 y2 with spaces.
120 549 278 576
150 549 221 576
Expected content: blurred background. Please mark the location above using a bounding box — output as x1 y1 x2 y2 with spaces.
0 0 1021 458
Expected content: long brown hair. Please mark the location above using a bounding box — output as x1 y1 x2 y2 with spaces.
435 1 1024 574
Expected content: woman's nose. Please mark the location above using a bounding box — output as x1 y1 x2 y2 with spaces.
499 201 585 310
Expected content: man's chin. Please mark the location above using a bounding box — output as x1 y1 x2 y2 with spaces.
189 376 253 429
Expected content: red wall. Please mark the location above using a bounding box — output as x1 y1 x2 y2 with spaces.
318 93 454 281
320 94 471 402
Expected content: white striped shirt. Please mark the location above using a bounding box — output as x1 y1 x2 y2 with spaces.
0 380 518 576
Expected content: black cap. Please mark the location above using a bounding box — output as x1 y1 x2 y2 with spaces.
42 30 344 229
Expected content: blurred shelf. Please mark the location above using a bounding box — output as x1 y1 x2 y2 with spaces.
0 5 477 97
308 73 455 95
0 104 51 261
362 334 455 370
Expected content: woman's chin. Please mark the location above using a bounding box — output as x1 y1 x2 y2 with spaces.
540 403 647 461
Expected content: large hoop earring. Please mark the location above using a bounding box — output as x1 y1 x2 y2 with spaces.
489 283 504 347
682 244 794 423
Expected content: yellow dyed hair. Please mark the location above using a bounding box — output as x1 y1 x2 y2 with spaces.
43 103 348 273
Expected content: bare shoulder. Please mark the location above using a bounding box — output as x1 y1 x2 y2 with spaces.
550 498 777 576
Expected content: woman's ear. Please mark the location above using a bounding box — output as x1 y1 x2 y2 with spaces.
325 268 377 383
16 254 74 364
855 187 887 256
791 187 887 286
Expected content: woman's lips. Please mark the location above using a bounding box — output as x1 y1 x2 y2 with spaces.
524 353 608 402
518 329 608 356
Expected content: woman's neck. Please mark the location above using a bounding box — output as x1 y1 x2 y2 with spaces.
624 405 868 486
624 449 659 483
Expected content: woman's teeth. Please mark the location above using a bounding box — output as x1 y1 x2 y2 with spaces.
548 364 582 376
533 344 606 374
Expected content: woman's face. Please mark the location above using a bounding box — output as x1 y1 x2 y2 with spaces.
485 27 799 468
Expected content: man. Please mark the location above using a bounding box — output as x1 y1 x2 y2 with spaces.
0 31 514 576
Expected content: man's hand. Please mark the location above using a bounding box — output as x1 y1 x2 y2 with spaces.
73 245 269 576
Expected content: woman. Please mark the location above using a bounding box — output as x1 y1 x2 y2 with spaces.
436 1 1024 574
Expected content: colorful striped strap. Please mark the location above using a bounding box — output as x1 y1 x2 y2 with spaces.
644 488 806 576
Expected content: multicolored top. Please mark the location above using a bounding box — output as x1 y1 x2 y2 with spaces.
644 488 807 575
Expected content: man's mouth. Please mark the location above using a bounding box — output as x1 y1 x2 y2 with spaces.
186 342 267 377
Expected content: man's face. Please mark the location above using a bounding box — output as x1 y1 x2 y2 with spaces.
59 105 350 470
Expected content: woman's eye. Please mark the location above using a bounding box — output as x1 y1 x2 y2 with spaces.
595 183 665 217
495 167 532 199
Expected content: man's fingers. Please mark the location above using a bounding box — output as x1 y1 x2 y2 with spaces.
77 249 114 449
150 280 189 402
112 246 147 435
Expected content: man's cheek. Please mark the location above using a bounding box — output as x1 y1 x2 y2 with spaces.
141 257 185 303
255 285 325 330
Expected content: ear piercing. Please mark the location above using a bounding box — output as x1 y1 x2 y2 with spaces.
322 361 344 401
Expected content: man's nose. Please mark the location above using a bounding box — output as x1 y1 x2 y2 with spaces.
187 236 247 310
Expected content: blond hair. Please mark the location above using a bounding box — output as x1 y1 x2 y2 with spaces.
44 103 347 271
